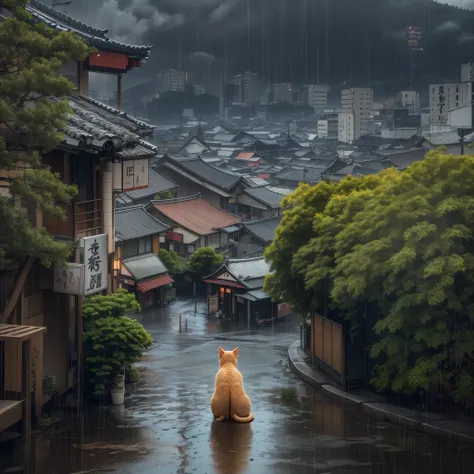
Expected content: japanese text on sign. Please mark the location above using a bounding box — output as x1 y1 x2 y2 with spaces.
82 233 108 295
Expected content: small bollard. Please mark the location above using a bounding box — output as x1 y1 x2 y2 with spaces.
179 313 182 333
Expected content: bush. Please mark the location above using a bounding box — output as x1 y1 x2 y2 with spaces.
83 290 152 396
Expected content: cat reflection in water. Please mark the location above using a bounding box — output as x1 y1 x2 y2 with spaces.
210 346 254 423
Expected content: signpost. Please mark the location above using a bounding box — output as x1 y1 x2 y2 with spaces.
208 295 218 315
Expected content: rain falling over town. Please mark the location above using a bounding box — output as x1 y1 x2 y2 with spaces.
1 0 474 473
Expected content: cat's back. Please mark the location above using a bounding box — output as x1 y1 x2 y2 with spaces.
216 363 240 386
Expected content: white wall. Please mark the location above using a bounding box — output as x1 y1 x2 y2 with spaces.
338 112 355 144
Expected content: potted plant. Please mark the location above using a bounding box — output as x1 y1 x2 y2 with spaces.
82 289 153 402
110 372 126 405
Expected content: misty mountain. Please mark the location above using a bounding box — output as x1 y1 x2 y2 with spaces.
75 0 474 99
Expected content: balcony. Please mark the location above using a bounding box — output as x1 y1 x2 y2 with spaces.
42 205 74 239
75 199 102 238
41 199 102 239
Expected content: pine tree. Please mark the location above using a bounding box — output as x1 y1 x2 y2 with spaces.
0 0 90 267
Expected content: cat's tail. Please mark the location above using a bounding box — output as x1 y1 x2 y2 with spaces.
231 413 254 423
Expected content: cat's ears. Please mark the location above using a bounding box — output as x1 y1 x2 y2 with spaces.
218 346 239 358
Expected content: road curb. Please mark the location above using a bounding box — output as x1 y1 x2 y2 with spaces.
287 340 474 444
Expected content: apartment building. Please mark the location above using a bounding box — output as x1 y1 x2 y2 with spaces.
461 63 474 83
429 82 472 132
399 90 420 114
338 88 373 143
157 69 186 94
234 71 260 105
304 84 330 114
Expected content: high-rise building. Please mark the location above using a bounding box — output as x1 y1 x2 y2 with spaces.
157 69 186 94
399 90 420 114
461 63 474 83
338 112 355 144
273 83 293 103
304 85 330 114
234 71 260 105
429 82 472 132
338 88 373 143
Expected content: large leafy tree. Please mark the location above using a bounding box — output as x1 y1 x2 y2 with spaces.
0 0 90 267
266 150 474 408
332 151 474 406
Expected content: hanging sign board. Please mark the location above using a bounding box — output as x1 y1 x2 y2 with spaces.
81 233 108 295
122 159 149 192
53 263 85 295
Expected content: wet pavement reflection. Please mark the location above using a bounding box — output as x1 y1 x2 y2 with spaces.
11 299 474 473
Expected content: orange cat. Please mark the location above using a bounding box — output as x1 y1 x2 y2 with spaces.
210 346 254 423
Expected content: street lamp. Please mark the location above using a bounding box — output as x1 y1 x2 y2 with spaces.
113 257 121 277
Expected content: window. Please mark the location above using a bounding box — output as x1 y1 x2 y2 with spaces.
456 95 459 100
205 233 220 248
122 237 152 259
187 244 195 254
138 237 152 254
439 86 444 93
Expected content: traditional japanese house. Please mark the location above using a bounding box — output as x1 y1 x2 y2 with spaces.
204 257 284 328
0 0 154 445
237 186 291 220
147 194 241 257
156 155 245 212
114 205 172 308
236 216 281 258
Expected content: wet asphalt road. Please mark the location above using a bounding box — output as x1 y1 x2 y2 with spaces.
31 299 474 474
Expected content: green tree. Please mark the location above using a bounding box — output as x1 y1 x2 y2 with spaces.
331 151 474 406
0 0 90 267
188 246 225 279
83 289 152 396
159 248 188 276
264 182 335 315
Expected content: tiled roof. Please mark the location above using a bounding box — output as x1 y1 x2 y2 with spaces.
117 167 176 205
236 152 258 160
151 194 241 235
122 254 168 281
242 216 281 244
225 257 272 289
115 205 169 242
60 94 156 153
160 156 241 191
274 167 323 184
243 186 290 209
27 0 152 59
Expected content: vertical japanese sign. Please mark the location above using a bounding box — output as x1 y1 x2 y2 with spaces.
122 159 149 192
82 233 108 296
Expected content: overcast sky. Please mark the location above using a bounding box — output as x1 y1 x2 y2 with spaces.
62 0 474 97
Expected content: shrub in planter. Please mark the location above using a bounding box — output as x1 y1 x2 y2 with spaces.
83 290 152 397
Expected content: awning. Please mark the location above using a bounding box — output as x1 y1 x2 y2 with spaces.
137 274 174 293
238 289 271 302
204 278 246 289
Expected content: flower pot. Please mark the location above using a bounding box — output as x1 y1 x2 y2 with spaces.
110 389 125 406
